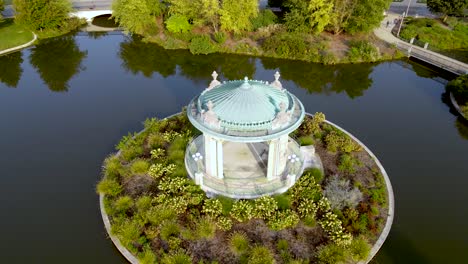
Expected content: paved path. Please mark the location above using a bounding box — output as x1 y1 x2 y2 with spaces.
375 13 468 75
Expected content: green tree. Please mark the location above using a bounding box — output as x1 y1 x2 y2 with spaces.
220 0 258 33
112 0 158 34
165 14 192 33
284 0 333 34
328 0 357 34
29 36 87 92
167 0 221 31
345 0 391 34
0 0 4 21
13 0 72 31
427 0 468 21
0 52 23 88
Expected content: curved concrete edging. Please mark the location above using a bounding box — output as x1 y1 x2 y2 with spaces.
450 92 467 120
0 32 37 56
100 112 394 263
306 114 394 264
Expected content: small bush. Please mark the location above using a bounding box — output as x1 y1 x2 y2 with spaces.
139 247 157 264
349 237 371 261
189 35 217 55
230 200 254 222
347 41 380 63
316 244 348 264
248 246 275 264
195 217 216 239
262 33 307 59
303 168 324 184
96 178 122 197
338 154 360 174
136 196 152 214
213 31 227 44
253 196 278 219
323 175 363 210
251 10 278 31
447 74 468 104
161 250 192 264
230 232 250 255
160 220 181 241
114 195 134 215
267 210 300 230
202 199 223 218
130 159 150 175
303 214 317 227
298 136 314 146
273 194 291 210
165 14 191 33
146 205 177 225
103 155 123 180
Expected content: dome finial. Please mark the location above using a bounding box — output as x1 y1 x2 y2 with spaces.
208 71 221 90
244 76 249 82
272 71 283 90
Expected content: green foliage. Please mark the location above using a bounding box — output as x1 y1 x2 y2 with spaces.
217 196 235 216
253 196 278 219
189 35 217 55
347 41 380 63
220 0 259 33
301 112 326 137
325 130 361 153
323 175 363 210
251 10 278 30
447 74 468 104
136 196 152 214
262 33 307 59
230 200 254 222
161 250 192 264
215 216 233 230
0 0 4 21
316 244 348 264
349 237 371 261
160 220 181 241
111 218 143 249
97 178 122 197
146 205 177 225
267 209 300 230
202 199 223 217
139 247 157 264
299 136 314 146
230 232 250 254
427 0 468 18
112 0 157 34
248 246 275 264
303 214 317 227
284 0 333 34
345 0 391 34
273 194 292 210
114 196 134 215
130 159 150 175
304 168 324 183
195 217 216 239
103 155 123 180
213 31 227 44
338 154 360 174
165 14 192 33
13 0 72 31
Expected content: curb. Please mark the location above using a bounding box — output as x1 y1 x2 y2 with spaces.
0 32 37 56
100 112 394 263
450 92 467 120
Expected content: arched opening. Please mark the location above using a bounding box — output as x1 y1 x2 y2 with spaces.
91 14 118 28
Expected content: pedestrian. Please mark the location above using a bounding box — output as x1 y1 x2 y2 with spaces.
386 20 390 28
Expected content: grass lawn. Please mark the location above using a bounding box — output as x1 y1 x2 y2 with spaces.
0 19 34 51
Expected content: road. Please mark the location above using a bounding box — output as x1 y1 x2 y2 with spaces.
388 0 435 17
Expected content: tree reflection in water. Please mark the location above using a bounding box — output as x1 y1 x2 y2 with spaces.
0 52 23 88
29 35 87 92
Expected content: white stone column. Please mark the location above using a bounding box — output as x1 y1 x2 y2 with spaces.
204 134 217 178
267 139 278 180
216 139 224 179
277 135 289 174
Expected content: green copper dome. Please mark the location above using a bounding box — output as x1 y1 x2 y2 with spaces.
187 74 305 142
198 78 290 127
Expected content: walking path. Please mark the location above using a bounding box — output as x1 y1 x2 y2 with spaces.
374 13 468 75
0 32 37 56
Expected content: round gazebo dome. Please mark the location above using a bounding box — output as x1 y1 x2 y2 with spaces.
187 72 305 142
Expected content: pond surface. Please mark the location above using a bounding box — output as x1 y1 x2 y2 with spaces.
0 32 467 263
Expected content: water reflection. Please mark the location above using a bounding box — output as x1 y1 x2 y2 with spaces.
260 57 373 98
29 35 87 92
0 52 23 88
86 31 109 39
119 35 256 82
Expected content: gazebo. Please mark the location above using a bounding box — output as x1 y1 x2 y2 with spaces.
185 72 320 198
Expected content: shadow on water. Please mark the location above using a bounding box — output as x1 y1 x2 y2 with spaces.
29 34 87 92
441 90 468 140
118 35 256 82
0 51 23 88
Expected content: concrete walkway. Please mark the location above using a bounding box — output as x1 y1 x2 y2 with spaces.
374 13 468 75
0 32 37 56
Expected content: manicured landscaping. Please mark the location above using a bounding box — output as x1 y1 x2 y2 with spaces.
0 19 34 51
97 111 389 263
399 17 468 63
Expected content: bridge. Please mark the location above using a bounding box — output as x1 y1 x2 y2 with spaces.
375 13 468 76
70 0 112 22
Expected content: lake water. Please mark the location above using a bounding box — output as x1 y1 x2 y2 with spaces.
0 32 467 263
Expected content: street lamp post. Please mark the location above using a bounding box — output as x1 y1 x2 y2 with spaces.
397 0 413 37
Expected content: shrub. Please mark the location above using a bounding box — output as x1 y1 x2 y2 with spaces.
325 130 361 153
96 178 122 197
139 246 157 264
347 41 380 63
230 232 250 255
114 195 134 215
213 31 227 44
161 250 192 264
338 154 360 174
321 52 337 65
146 205 177 225
447 74 468 104
316 244 348 264
111 218 142 249
303 214 317 227
230 200 254 222
160 220 181 241
267 209 300 230
130 159 150 175
251 10 278 31
262 33 307 59
248 246 275 264
304 168 324 184
202 199 223 218
349 237 371 261
136 196 152 214
195 217 216 239
103 155 123 180
215 216 233 231
253 196 278 219
189 35 217 55
273 194 291 210
323 175 363 210
298 136 314 146
165 14 191 33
